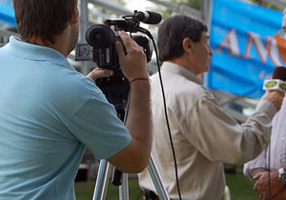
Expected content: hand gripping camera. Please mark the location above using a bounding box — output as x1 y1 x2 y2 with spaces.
75 10 161 108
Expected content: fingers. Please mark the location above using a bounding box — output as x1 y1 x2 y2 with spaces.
253 172 269 199
115 31 148 81
116 31 144 56
87 68 114 81
253 171 283 200
115 31 130 66
117 31 134 54
254 182 268 200
268 89 285 95
253 172 263 181
261 90 285 111
115 40 125 59
253 181 261 193
249 168 267 180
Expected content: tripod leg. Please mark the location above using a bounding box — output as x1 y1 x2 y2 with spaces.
119 173 129 200
148 155 171 200
92 159 112 200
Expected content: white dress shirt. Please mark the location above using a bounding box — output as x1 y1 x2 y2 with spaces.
244 96 286 178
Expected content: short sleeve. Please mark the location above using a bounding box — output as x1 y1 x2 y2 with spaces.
68 90 132 159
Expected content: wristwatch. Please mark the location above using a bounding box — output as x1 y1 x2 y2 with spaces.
278 168 286 185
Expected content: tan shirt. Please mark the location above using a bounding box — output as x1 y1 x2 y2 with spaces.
139 62 277 200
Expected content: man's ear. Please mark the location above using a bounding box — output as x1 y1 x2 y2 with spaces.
70 6 79 25
182 38 192 53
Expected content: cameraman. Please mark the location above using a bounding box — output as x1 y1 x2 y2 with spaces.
0 0 151 200
138 15 284 200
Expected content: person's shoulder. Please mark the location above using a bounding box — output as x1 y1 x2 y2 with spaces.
176 76 209 98
151 71 212 99
54 64 96 89
47 63 103 101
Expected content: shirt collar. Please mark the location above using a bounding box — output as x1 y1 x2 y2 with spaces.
161 61 203 85
4 36 74 71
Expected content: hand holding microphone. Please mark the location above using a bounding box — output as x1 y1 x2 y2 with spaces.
263 66 286 93
261 66 286 111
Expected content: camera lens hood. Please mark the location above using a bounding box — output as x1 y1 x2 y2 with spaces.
85 24 116 48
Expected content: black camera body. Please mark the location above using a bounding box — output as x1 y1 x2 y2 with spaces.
82 23 152 72
75 10 160 107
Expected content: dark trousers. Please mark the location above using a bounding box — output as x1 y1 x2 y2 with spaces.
144 189 160 200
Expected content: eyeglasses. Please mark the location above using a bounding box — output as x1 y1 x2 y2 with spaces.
278 29 286 38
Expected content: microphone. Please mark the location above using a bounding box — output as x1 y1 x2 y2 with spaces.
133 11 162 24
263 66 286 92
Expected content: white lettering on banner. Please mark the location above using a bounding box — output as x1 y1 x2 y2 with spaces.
245 32 269 63
0 0 8 3
215 29 284 67
215 29 241 56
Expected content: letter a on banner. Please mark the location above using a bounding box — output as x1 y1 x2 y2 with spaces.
208 0 285 98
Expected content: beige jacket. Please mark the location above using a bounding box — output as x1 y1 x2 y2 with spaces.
139 62 277 200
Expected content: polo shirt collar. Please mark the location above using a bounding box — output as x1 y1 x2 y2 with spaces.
161 61 203 85
4 36 73 70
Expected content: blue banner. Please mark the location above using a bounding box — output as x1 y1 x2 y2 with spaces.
208 0 284 98
0 0 17 27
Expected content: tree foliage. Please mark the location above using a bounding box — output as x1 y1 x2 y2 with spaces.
250 0 282 11
156 0 283 20
108 0 126 5
170 0 201 10
167 0 282 11
88 0 284 24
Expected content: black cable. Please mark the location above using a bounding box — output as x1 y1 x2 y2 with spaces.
148 33 182 200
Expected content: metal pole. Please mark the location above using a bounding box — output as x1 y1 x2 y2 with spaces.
203 0 213 87
119 173 129 200
92 159 112 200
148 155 170 200
79 0 92 75
79 0 89 42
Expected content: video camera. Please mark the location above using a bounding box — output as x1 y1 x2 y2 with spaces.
75 10 161 107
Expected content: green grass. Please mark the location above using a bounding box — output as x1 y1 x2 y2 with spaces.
75 178 143 200
224 173 260 200
75 172 260 200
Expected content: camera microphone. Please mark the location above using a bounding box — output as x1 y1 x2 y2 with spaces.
263 66 286 93
134 11 162 24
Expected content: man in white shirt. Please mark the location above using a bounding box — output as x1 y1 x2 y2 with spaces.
138 14 284 200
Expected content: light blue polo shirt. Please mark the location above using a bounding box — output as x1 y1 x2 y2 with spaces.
0 36 132 200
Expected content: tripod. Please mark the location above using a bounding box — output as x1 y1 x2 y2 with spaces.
92 156 170 200
92 76 170 200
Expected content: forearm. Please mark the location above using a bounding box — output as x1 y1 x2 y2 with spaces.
234 100 277 162
250 168 267 179
126 81 152 163
191 97 275 164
